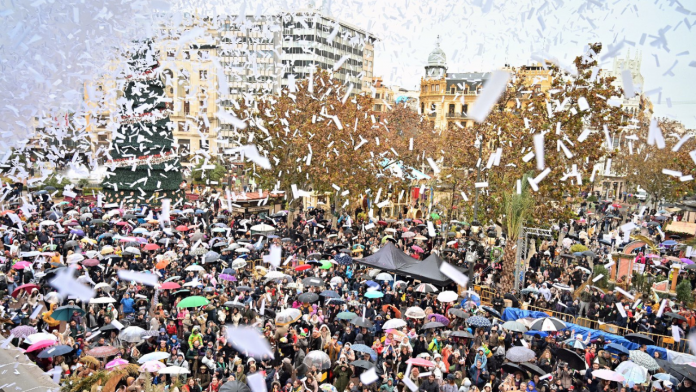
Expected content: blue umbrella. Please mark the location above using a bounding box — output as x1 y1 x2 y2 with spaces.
365 291 384 299
334 254 353 266
525 331 548 337
365 280 380 288
563 338 587 349
604 343 630 356
37 344 73 358
320 290 339 298
466 316 491 328
460 293 481 307
70 229 85 236
661 240 678 246
351 344 376 356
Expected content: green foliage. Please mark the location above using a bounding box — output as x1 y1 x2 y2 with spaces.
570 244 589 253
631 271 651 295
30 175 72 196
593 265 609 289
587 195 598 203
676 279 694 305
192 158 227 185
502 171 535 241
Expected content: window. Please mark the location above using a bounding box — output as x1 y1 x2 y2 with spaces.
375 93 380 99
435 85 440 92
184 51 190 60
462 104 469 114
199 101 206 113
184 101 190 115
374 104 382 111
179 139 191 162
167 51 175 59
97 135 108 142
448 104 455 114
421 103 425 114
199 70 208 80
178 122 188 133
199 139 208 149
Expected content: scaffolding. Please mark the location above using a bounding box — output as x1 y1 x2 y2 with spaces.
514 226 553 290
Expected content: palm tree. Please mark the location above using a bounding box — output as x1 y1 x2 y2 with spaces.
499 172 535 294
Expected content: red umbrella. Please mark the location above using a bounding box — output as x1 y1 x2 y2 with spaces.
11 283 40 298
406 357 435 367
176 225 190 232
414 219 423 224
82 259 100 267
377 220 387 226
159 282 181 290
144 243 160 251
115 221 128 226
295 264 312 272
26 340 56 352
612 203 622 208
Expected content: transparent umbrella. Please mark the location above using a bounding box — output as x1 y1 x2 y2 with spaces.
304 350 332 370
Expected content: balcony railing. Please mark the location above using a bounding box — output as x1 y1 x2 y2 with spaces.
446 113 468 118
427 113 437 118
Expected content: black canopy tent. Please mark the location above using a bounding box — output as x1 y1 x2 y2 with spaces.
396 253 453 286
358 242 418 271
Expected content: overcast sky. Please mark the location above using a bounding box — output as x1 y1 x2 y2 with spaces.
204 0 695 128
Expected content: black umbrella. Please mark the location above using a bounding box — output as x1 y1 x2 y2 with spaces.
223 301 245 310
480 305 502 319
560 253 576 259
664 312 687 322
449 330 474 339
351 318 374 328
320 290 339 298
298 292 319 303
501 363 526 375
521 362 546 376
220 381 251 392
448 309 468 319
37 344 73 358
235 286 252 292
624 333 655 346
350 360 374 370
556 348 587 370
99 323 120 332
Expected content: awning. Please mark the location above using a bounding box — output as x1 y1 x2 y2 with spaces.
664 221 696 235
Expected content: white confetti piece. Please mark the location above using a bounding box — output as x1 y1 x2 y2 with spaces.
117 270 158 286
592 274 604 282
226 327 274 359
621 69 635 98
440 261 468 288
533 133 545 170
360 367 379 385
468 70 511 123
247 372 268 392
577 97 589 111
616 302 627 318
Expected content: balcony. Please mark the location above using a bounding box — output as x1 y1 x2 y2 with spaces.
428 113 437 118
446 113 467 118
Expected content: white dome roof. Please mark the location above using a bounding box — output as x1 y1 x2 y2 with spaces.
427 44 447 67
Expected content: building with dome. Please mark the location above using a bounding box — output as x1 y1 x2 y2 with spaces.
419 38 551 130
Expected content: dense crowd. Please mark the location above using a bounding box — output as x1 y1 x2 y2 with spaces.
1 191 695 392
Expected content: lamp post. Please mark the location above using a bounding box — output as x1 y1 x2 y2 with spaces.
467 137 484 284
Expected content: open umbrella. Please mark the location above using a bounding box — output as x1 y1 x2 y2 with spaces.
220 381 251 392
437 291 459 303
450 330 475 339
51 305 85 321
502 321 528 333
302 277 324 287
10 325 37 338
140 360 167 373
177 296 209 308
502 362 526 376
351 344 376 356
350 360 374 370
414 283 438 293
592 369 626 383
563 338 587 350
604 343 630 356
615 361 648 385
37 344 73 359
25 332 57 345
624 333 654 346
529 317 566 331
520 363 546 376
382 319 407 330
406 357 435 367
336 311 357 320
26 340 56 352
506 347 536 363
119 326 147 343
421 321 446 330
304 350 331 370
298 292 319 303
479 305 502 319
467 316 491 328
138 352 171 363
629 350 659 371
86 345 120 358
557 348 587 370
276 309 302 326
159 366 191 375
351 318 374 328
105 358 129 369
405 306 426 319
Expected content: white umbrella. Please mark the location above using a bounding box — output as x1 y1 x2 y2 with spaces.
265 271 286 279
44 292 63 304
250 223 275 232
124 246 141 255
405 306 427 319
529 317 567 331
231 259 247 269
235 248 250 253
138 352 171 364
94 282 112 291
119 326 146 343
382 319 407 330
25 332 58 345
66 254 84 264
375 273 393 281
437 291 459 303
330 276 345 285
39 220 55 226
185 265 205 272
158 366 190 375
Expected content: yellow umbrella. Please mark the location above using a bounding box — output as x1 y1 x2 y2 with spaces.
100 245 114 255
81 238 97 245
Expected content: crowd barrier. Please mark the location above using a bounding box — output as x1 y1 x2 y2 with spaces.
575 317 635 336
524 304 576 324
480 288 494 305
641 331 691 353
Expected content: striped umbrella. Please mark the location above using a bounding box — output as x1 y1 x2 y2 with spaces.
529 317 566 331
414 283 438 293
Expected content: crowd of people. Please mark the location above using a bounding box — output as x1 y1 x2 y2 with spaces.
0 191 695 392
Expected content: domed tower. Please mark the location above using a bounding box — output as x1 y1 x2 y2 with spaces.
425 36 447 80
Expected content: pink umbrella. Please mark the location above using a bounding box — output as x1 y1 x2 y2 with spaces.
411 245 424 253
406 357 435 367
82 259 100 267
591 369 625 383
105 358 129 369
139 360 166 373
645 254 661 258
13 261 31 270
26 340 56 352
